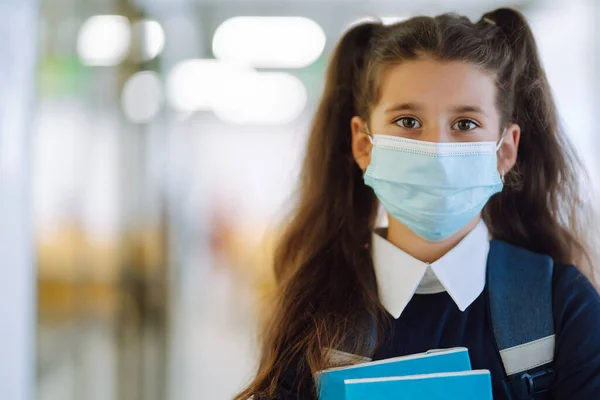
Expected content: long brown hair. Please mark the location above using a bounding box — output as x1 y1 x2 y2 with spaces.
235 8 598 399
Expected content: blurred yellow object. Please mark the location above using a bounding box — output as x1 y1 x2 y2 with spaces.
36 223 167 320
210 219 279 315
37 225 119 281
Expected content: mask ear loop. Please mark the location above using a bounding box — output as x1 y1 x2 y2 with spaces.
496 127 507 151
364 124 374 144
497 127 507 183
362 124 374 178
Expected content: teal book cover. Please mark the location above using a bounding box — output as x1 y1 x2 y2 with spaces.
316 348 472 400
344 370 493 400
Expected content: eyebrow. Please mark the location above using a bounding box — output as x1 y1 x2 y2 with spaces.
451 105 487 116
384 102 423 113
384 103 487 117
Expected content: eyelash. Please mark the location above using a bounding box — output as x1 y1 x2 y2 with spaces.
452 119 480 131
394 116 422 129
393 117 481 131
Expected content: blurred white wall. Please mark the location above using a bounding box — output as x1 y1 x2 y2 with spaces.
530 0 599 188
0 1 38 400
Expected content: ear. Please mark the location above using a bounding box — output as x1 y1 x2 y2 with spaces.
497 123 521 176
351 116 373 172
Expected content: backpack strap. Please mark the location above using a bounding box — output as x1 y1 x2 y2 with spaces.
487 239 556 399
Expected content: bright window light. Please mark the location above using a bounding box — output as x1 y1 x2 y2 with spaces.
132 19 165 61
212 71 307 125
165 59 252 112
77 15 131 66
212 16 326 68
121 71 163 123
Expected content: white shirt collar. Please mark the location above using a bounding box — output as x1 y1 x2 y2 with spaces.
372 220 490 319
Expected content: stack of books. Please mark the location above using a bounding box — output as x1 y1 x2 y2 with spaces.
315 348 492 400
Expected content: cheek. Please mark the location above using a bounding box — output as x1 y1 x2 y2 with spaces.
478 129 502 142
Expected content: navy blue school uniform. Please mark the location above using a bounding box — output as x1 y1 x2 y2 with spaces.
272 221 600 399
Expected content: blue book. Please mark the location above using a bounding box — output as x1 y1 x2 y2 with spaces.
316 348 472 400
344 370 493 400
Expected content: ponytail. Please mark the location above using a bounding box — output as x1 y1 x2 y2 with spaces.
234 21 387 400
482 8 599 283
278 21 381 282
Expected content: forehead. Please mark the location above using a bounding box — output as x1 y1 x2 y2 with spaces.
375 58 497 111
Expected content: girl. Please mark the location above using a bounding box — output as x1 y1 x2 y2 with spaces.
235 7 600 400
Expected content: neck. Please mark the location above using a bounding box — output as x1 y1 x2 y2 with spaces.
386 215 481 264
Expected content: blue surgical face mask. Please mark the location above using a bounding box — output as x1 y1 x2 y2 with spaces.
363 132 506 242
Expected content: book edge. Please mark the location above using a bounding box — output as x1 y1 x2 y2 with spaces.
344 369 490 385
316 347 468 375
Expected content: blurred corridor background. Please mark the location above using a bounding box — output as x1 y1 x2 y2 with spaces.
1 0 599 399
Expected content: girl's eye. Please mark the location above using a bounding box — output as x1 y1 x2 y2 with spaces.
395 117 422 129
452 119 479 131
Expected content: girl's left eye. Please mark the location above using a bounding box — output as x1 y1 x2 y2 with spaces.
452 119 479 131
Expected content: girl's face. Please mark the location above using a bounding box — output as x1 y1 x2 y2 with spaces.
351 58 520 174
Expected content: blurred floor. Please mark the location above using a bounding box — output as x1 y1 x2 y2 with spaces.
171 255 259 400
37 321 117 400
37 254 259 400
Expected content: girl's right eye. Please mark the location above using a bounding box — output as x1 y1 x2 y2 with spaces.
394 117 422 129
